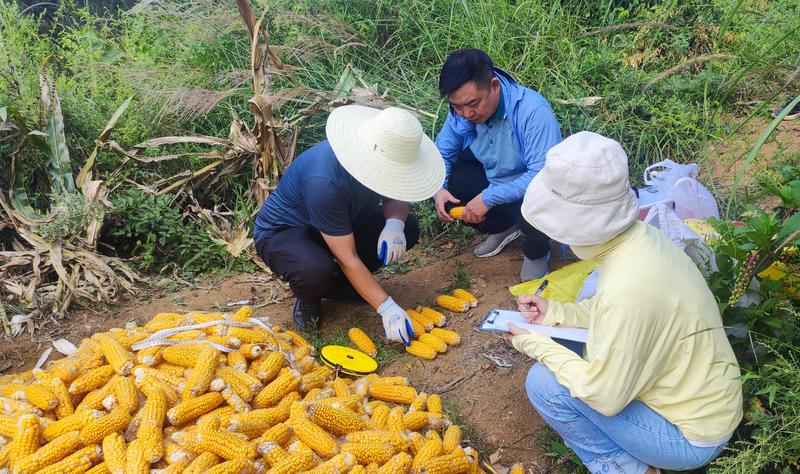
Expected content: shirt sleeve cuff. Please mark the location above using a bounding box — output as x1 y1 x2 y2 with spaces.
481 188 498 208
512 332 553 359
542 302 567 326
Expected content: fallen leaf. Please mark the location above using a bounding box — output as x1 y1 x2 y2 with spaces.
555 96 603 106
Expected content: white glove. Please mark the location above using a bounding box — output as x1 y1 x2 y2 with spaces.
377 218 406 266
377 297 414 345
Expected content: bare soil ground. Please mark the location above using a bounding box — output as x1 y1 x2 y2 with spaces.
0 236 576 472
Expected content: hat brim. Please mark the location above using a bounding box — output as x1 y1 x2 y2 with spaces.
522 173 639 246
326 106 445 202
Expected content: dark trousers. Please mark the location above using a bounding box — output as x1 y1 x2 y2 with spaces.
255 206 420 301
445 148 550 259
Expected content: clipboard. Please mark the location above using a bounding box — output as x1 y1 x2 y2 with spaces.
480 309 589 343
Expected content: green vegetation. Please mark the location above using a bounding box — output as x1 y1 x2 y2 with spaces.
1 0 799 470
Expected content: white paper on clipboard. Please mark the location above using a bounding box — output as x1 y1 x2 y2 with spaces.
480 309 589 343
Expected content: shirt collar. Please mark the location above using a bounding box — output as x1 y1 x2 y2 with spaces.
489 79 506 124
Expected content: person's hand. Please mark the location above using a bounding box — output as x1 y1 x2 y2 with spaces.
377 297 414 345
503 322 532 341
462 193 489 224
517 294 549 324
434 189 460 222
377 218 406 265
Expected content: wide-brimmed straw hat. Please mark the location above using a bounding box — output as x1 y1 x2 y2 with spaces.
522 131 638 246
326 105 445 202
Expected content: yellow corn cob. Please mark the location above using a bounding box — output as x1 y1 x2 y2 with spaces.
340 442 396 465
69 365 115 395
102 433 126 474
13 431 82 474
137 385 168 462
403 411 432 431
345 431 408 452
135 346 162 367
253 370 300 408
124 439 149 474
225 406 288 438
247 352 284 383
153 363 187 378
112 377 139 414
425 430 442 442
161 345 203 368
408 432 425 455
408 318 426 339
183 345 219 399
418 307 447 327
231 306 252 321
144 313 183 332
426 394 442 415
0 383 24 398
406 310 433 332
367 403 391 430
212 381 251 415
257 441 286 467
348 328 377 357
264 448 314 474
205 458 254 474
43 410 103 442
287 415 339 458
508 463 525 474
35 444 102 474
225 327 265 344
368 383 416 404
418 334 448 353
434 295 470 313
307 402 365 436
162 459 190 473
465 447 483 474
280 329 311 349
85 462 111 474
378 452 413 473
167 392 224 426
170 429 204 455
80 407 131 445
330 378 350 399
411 438 443 471
48 351 104 384
350 466 367 474
386 406 405 432
0 440 12 469
184 451 221 473
217 366 260 400
417 447 471 474
299 371 327 393
166 330 207 341
429 328 461 346
33 370 74 419
304 452 357 474
0 395 41 416
238 344 263 359
405 341 437 360
376 376 409 386
96 334 134 375
294 356 317 375
20 383 58 411
253 422 292 449
133 366 185 391
11 414 41 463
198 429 257 460
452 289 478 306
443 425 462 452
132 373 179 406
448 207 465 220
227 351 247 372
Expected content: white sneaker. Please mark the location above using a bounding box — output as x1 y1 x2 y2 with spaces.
474 225 522 258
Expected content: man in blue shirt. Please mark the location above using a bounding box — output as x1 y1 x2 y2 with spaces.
254 106 444 344
434 49 562 280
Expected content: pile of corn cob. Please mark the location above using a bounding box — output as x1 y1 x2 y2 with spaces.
0 306 514 473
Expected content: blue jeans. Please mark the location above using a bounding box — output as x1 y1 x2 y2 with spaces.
525 364 727 473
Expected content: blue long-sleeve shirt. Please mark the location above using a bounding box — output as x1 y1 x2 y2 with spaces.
434 69 562 207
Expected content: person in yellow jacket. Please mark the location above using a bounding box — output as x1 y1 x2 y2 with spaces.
507 131 743 473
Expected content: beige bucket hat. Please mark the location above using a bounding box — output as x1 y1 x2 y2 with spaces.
522 131 638 246
326 105 445 202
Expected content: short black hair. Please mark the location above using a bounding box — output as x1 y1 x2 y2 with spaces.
438 48 495 97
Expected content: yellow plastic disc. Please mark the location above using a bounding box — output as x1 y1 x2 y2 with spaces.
320 345 378 376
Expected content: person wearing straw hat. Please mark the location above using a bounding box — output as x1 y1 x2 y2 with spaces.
506 131 742 473
253 106 445 342
434 48 562 281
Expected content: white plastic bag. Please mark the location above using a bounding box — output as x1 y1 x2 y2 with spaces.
672 177 720 219
643 159 697 195
644 203 716 274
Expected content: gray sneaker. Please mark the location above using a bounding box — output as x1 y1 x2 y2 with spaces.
474 225 522 258
520 254 550 281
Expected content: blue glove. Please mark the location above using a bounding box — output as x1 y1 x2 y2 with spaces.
377 218 406 266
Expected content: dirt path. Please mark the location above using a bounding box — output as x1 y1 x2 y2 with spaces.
0 238 577 472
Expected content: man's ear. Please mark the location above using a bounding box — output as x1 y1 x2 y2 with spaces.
490 77 501 94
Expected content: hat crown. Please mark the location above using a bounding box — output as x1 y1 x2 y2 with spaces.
367 107 423 164
542 131 630 205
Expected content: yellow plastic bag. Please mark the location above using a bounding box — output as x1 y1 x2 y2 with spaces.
510 259 597 303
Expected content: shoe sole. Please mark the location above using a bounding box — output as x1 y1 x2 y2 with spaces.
475 230 523 258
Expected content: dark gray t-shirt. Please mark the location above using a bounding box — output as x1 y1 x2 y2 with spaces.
253 140 380 241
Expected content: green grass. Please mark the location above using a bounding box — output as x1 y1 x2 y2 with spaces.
303 315 403 367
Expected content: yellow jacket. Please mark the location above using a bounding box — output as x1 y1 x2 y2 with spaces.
512 221 743 445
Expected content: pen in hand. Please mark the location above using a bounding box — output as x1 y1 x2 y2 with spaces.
521 279 548 310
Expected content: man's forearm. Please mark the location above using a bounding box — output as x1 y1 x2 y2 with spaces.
382 199 410 221
338 257 389 309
